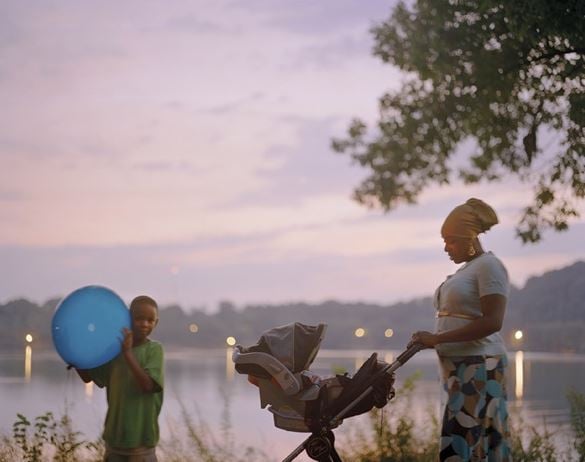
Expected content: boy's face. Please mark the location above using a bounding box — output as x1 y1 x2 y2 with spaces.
131 303 158 342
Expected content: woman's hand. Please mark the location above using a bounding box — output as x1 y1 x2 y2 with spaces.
409 330 438 349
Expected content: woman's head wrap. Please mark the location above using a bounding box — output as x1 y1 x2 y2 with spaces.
441 198 498 239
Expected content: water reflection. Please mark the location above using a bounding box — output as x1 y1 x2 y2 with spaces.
225 347 234 381
354 356 365 371
2 348 584 461
515 350 524 400
24 345 32 383
85 381 94 399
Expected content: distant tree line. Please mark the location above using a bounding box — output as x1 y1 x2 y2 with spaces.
1 261 584 353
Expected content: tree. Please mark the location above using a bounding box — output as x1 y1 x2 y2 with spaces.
332 0 585 242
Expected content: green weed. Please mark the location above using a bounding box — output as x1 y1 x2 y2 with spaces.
10 411 102 462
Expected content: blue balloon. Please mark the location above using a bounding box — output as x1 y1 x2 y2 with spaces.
52 285 131 369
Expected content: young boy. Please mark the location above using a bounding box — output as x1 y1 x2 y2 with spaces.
76 295 164 462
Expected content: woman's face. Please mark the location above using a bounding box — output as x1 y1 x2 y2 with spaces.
443 236 472 264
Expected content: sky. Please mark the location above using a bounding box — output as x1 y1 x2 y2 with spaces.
1 0 584 311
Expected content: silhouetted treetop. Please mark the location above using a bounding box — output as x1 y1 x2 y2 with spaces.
333 0 585 243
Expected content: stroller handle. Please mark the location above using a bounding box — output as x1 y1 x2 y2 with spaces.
386 342 425 374
397 342 425 363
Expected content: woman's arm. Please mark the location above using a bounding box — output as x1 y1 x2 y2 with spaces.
411 294 507 348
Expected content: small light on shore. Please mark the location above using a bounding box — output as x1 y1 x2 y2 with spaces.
226 336 236 346
189 323 199 333
354 328 366 338
514 330 523 340
25 334 33 343
384 328 394 338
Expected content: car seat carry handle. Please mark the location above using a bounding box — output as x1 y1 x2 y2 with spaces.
330 343 424 426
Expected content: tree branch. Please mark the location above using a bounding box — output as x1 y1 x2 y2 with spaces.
531 48 585 63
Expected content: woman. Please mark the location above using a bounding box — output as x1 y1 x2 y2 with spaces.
410 198 511 462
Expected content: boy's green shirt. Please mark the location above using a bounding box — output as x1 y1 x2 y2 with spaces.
89 340 164 449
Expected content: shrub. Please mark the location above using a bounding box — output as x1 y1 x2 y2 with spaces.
568 388 585 461
158 391 271 462
338 373 439 462
10 411 102 462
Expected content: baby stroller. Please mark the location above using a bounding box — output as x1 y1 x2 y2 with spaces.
232 322 422 462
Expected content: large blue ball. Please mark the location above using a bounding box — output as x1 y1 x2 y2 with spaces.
52 285 131 369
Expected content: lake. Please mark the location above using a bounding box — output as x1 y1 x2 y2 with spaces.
1 347 584 461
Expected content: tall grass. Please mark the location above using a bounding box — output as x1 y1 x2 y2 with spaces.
568 388 585 461
508 414 562 462
157 389 271 462
2 384 584 461
507 386 585 462
3 411 102 462
338 373 440 462
339 374 585 462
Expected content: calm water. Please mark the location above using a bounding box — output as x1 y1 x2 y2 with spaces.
1 348 584 461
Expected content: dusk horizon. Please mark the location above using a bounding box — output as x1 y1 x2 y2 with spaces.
2 0 584 310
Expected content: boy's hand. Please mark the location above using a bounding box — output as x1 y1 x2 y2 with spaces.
121 327 133 352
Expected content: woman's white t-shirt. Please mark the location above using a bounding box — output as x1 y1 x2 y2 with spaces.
434 251 509 356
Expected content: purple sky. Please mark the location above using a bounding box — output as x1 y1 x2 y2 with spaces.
1 1 583 311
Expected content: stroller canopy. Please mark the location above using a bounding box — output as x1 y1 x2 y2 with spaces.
240 322 326 373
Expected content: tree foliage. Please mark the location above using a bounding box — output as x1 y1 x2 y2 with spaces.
333 0 585 242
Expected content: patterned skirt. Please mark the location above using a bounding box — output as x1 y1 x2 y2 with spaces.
438 355 511 462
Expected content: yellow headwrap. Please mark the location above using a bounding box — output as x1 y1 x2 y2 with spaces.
441 198 498 239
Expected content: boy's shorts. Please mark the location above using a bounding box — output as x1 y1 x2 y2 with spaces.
104 445 157 462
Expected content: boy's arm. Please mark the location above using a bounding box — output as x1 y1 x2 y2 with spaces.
121 328 158 393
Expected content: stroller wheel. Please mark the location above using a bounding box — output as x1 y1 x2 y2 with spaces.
306 432 339 461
